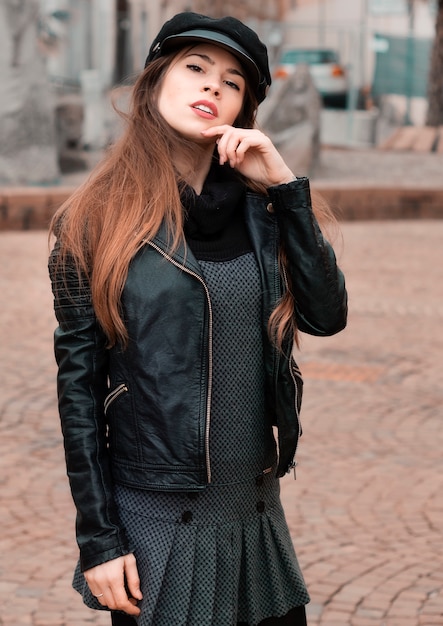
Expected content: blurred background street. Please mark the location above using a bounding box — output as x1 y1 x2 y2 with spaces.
1 1 443 625
2 0 443 187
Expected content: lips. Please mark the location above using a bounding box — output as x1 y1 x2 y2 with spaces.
190 100 218 119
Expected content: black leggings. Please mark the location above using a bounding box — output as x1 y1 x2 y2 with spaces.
238 605 308 625
111 615 137 626
111 605 308 625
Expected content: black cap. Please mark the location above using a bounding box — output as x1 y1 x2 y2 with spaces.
144 12 271 104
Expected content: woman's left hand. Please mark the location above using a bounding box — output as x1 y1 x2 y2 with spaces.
201 125 295 187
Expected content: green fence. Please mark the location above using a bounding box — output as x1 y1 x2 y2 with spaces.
371 32 432 98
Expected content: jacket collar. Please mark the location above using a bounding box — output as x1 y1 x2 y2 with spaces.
151 221 202 276
150 190 275 275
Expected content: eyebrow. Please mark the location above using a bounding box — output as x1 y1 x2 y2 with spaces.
186 52 245 80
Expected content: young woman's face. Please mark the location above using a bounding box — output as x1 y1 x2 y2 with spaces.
157 43 246 142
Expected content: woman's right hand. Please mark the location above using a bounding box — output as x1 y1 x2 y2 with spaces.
84 553 143 616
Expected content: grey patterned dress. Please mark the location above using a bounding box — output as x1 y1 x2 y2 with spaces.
73 252 310 625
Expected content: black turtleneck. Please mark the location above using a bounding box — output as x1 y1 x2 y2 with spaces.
181 161 253 262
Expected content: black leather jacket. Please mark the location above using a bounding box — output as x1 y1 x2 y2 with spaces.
49 177 347 571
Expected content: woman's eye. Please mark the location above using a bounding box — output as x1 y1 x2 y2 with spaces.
224 80 240 91
187 64 202 72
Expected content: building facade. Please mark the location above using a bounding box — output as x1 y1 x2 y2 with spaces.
41 0 294 90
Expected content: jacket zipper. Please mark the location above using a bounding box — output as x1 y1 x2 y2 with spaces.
289 359 303 478
147 241 213 484
274 236 300 477
104 383 128 415
279 247 302 477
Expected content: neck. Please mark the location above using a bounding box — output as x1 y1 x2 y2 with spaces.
175 142 215 195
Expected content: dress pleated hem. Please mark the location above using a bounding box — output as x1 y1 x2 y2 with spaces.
73 476 310 626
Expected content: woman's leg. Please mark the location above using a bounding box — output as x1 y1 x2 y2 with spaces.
111 612 138 626
237 604 308 626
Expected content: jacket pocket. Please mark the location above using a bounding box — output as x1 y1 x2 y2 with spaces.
104 383 128 415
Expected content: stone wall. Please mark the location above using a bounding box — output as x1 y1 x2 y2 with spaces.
258 65 322 177
0 1 59 185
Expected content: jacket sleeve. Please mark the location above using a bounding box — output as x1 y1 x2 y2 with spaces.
267 177 348 336
49 241 132 571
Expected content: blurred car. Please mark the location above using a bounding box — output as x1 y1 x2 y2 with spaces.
273 48 348 108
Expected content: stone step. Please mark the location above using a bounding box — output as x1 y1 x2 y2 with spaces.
379 125 442 152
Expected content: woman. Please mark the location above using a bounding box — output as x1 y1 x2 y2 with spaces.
49 12 347 626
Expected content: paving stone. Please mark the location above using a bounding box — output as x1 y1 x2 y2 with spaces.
1 222 443 624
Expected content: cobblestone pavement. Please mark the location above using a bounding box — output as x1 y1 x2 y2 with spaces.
1 221 442 626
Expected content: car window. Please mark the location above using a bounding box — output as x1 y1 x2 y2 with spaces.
281 49 339 64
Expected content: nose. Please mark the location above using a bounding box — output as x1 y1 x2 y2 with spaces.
203 78 221 97
203 86 219 97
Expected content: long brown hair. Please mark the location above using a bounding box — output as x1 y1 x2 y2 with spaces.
50 48 336 350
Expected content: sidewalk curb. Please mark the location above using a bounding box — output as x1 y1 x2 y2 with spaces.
1 184 443 231
314 185 443 220
0 187 75 231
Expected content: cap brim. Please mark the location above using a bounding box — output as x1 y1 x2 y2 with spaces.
160 29 261 89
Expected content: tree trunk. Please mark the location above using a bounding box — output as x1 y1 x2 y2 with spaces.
426 0 443 126
0 0 59 184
